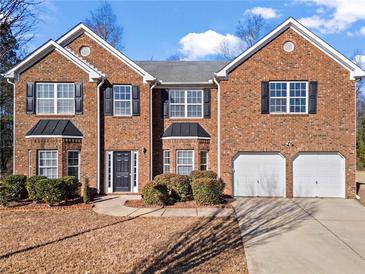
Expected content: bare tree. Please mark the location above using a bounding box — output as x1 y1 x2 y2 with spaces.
352 50 365 132
0 0 40 63
85 1 124 50
218 14 265 60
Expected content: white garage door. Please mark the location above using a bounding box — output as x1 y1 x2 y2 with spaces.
233 153 285 197
293 153 345 198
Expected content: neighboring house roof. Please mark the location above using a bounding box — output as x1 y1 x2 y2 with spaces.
56 23 155 83
26 119 83 138
161 123 210 139
216 17 365 80
136 61 228 84
3 40 104 82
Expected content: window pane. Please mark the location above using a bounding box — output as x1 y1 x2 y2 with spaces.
170 105 185 117
177 166 193 175
113 85 132 116
39 150 58 179
176 150 193 175
57 84 74 98
170 90 185 103
289 82 307 113
269 82 287 113
115 101 131 115
187 91 202 104
57 99 75 114
37 84 54 98
37 99 55 114
187 105 202 117
163 150 170 173
114 85 131 100
200 151 208 171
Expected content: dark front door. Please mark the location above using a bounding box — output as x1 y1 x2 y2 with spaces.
113 151 131 192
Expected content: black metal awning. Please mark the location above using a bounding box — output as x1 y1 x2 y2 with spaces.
26 119 83 138
162 123 210 139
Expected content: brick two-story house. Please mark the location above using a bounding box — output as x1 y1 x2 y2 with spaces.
4 18 365 198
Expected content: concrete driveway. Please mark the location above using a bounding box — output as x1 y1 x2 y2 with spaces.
233 198 365 274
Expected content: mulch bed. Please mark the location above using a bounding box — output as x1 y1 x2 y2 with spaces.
0 198 92 211
124 199 233 208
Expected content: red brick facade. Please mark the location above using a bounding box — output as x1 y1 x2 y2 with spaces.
11 23 357 198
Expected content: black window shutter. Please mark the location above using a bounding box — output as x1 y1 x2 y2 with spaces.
203 89 211 118
261 81 270 114
161 89 169 118
26 82 35 114
75 83 83 114
104 86 113 115
309 81 318 114
132 86 140 116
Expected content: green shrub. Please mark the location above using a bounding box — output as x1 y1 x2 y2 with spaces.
26 176 47 202
192 178 224 205
142 181 168 206
60 176 80 199
83 177 90 204
170 175 192 202
0 175 27 205
191 170 218 180
39 179 65 206
153 173 177 194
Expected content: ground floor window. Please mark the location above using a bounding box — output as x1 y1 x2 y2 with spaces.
67 150 80 180
38 150 58 178
176 150 194 175
200 151 208 170
163 150 170 173
28 150 32 176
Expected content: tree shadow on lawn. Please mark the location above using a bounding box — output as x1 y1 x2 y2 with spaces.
131 198 317 273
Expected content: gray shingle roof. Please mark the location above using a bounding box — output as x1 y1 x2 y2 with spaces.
26 120 83 137
162 123 210 138
135 61 228 83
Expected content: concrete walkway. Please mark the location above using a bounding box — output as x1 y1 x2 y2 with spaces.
233 198 365 274
93 195 234 217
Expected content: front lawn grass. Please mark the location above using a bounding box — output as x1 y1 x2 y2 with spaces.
0 209 247 273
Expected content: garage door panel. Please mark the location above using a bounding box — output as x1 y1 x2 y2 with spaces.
233 153 285 197
293 153 345 198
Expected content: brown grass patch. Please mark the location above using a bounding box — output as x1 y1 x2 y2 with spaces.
0 209 247 273
125 199 232 208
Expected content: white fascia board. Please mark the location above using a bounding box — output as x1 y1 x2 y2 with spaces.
25 135 83 139
3 40 103 82
56 24 155 83
161 137 211 140
216 18 365 80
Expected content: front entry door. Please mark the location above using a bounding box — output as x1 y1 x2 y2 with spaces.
113 151 131 192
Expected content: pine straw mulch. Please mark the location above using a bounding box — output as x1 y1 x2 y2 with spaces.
0 198 92 211
124 199 233 208
0 209 247 274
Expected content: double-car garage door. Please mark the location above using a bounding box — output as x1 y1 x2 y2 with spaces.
233 152 345 198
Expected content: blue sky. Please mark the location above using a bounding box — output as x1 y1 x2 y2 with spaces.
32 0 365 61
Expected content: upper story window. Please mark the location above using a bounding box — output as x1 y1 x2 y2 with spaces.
169 90 203 118
113 85 132 116
269 82 308 114
36 83 75 115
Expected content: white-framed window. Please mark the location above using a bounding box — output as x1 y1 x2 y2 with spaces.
67 150 80 180
28 150 32 176
113 85 132 116
176 150 194 175
269 81 308 114
38 150 58 179
169 90 203 118
200 151 208 171
36 83 75 114
163 150 170 173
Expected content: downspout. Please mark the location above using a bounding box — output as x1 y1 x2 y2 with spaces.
213 76 221 178
96 78 105 194
149 81 158 180
7 78 16 174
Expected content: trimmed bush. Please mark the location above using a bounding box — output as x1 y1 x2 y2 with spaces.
0 175 27 206
170 175 192 202
142 181 168 206
60 176 80 199
192 178 224 205
83 177 90 204
153 173 177 195
26 176 47 202
191 170 218 180
39 179 65 206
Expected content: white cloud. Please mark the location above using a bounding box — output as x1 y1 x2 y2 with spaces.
178 30 242 60
298 0 365 33
353 55 365 69
359 27 365 36
245 7 280 19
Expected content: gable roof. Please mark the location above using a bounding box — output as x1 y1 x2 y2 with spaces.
26 119 83 138
136 61 228 84
216 17 365 80
3 40 104 82
162 123 210 139
56 23 155 83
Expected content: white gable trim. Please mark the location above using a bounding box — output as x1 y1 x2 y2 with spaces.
3 40 104 82
216 18 365 80
56 23 155 83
